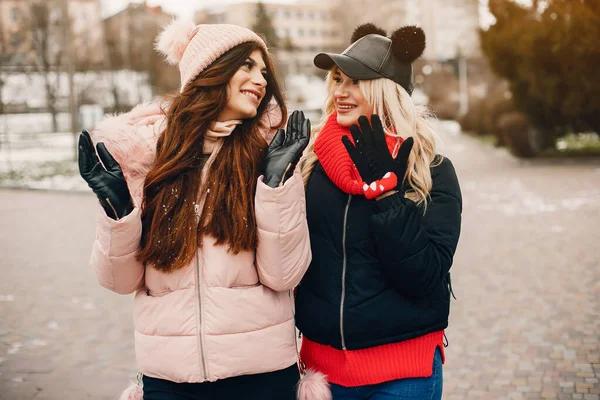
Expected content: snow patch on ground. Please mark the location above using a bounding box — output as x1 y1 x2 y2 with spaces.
1 70 152 111
0 126 88 191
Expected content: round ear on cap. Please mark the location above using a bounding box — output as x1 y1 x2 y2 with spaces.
390 26 426 63
155 18 196 65
350 23 387 44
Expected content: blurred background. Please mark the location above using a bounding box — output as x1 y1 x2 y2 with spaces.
0 1 599 399
1 0 598 187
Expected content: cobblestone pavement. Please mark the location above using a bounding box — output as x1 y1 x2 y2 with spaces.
1 126 599 399
0 191 136 400
440 131 600 400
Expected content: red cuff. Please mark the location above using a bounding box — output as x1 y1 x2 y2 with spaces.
362 172 398 200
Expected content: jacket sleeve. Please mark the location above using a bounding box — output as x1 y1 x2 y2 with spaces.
254 166 312 291
90 205 145 295
370 158 462 299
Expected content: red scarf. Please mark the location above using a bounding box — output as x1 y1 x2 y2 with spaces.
314 113 401 196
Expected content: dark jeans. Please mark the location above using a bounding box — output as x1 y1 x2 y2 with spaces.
330 348 443 400
142 364 299 400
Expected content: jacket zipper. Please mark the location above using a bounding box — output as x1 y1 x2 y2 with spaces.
340 194 352 350
194 204 208 381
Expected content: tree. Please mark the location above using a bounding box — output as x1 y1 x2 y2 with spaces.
252 2 279 49
480 0 600 136
29 2 64 133
137 22 180 95
103 5 179 101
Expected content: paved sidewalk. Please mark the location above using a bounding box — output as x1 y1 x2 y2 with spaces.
0 191 137 399
0 126 599 399
440 129 600 400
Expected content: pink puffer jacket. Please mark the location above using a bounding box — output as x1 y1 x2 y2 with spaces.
88 102 311 383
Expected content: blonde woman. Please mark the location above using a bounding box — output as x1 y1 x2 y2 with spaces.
295 24 462 400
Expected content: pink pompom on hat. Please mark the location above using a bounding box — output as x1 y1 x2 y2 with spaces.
155 19 268 93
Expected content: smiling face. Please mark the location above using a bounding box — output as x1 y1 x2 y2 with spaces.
218 49 268 121
331 69 374 127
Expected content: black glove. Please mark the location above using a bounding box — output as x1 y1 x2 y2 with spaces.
78 130 134 220
263 110 310 188
342 115 414 198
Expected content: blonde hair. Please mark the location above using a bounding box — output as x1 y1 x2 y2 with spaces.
301 69 441 206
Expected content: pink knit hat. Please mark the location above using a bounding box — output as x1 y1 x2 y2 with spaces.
155 19 268 93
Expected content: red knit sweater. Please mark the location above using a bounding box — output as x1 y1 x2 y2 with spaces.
304 114 446 387
300 332 445 387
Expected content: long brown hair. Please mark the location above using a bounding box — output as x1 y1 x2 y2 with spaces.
137 42 286 272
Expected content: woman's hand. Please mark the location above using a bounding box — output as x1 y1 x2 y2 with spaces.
78 130 134 220
342 115 414 200
263 110 310 188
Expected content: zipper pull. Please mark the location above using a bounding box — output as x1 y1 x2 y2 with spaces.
194 204 201 224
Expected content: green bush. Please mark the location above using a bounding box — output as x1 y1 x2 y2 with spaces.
458 81 516 146
498 112 536 158
457 98 486 135
483 97 514 146
481 0 600 140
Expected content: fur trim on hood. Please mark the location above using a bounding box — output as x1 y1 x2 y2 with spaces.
88 101 165 205
90 101 164 181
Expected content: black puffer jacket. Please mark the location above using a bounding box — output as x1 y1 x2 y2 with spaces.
295 157 462 350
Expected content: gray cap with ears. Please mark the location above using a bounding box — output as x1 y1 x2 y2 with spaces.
314 24 426 96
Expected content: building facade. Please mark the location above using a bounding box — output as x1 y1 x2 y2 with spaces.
103 2 173 71
0 0 105 68
330 0 481 60
104 2 179 93
195 2 346 75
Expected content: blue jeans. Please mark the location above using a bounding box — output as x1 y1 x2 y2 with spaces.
330 348 443 400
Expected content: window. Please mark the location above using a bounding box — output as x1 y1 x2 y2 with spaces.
298 28 304 37
11 33 21 48
296 11 303 19
50 7 62 23
10 7 18 21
